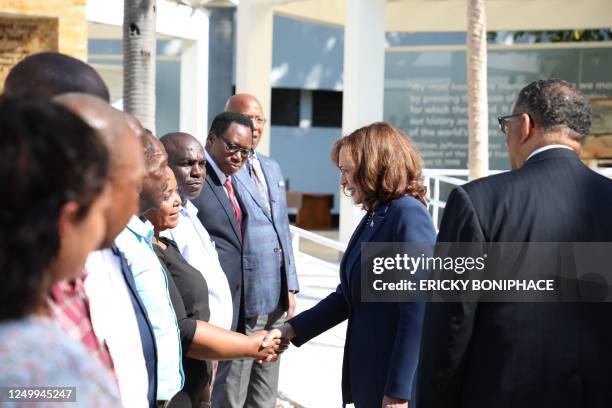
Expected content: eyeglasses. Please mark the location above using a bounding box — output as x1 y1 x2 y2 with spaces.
217 133 254 158
245 115 267 126
497 113 523 134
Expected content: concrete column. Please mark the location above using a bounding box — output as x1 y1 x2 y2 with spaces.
339 0 386 244
235 1 274 155
181 36 208 144
207 7 235 130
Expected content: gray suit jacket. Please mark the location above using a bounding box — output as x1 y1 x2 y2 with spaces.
234 154 299 318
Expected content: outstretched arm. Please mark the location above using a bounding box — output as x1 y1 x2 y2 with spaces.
260 284 350 354
186 320 280 361
287 284 349 347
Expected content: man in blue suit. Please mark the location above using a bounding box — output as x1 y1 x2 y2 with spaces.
212 94 299 407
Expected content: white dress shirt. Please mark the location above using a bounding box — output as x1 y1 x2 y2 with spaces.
526 144 574 161
163 201 234 330
85 249 149 408
205 150 231 198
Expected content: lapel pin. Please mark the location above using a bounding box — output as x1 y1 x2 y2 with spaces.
365 212 374 228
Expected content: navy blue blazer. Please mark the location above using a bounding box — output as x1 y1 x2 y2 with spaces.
111 245 158 407
234 154 299 317
417 148 612 408
289 196 436 407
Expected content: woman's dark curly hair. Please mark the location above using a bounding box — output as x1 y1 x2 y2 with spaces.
331 122 427 211
0 97 109 320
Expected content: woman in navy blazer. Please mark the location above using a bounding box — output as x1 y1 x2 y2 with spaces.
278 122 436 408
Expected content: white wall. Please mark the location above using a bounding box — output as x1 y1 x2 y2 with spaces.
86 0 209 142
270 126 341 212
271 15 344 91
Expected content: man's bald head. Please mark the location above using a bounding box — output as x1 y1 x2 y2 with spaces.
53 93 122 164
124 111 146 140
53 93 145 247
144 130 166 162
225 93 265 149
225 93 263 113
161 132 206 201
4 52 110 102
161 132 202 162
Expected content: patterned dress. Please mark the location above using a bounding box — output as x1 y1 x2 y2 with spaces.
0 316 121 407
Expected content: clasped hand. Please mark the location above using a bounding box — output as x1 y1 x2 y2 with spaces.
252 323 296 362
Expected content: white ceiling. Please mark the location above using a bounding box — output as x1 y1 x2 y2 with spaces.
273 0 612 32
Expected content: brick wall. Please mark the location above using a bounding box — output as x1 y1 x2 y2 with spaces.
0 0 87 60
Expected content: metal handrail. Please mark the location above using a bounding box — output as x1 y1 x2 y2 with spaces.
288 170 470 257
435 175 469 186
294 251 341 271
288 167 611 259
423 169 510 226
428 198 447 209
290 225 346 253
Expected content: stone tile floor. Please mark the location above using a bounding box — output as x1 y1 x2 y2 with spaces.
276 230 351 408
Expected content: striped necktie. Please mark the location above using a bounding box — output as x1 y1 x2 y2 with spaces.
223 178 242 237
248 158 271 213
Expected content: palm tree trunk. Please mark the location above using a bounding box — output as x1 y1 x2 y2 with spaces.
466 0 489 180
123 0 157 132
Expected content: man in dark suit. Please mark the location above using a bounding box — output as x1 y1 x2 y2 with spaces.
213 94 299 407
417 79 612 408
191 112 255 407
191 111 255 332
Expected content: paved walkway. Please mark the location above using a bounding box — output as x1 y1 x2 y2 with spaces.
277 232 351 408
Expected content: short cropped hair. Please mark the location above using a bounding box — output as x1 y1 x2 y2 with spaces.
331 122 427 211
514 79 592 143
0 97 109 320
209 111 254 139
4 52 110 102
143 129 159 161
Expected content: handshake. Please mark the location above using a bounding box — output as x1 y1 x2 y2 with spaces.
249 323 296 363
